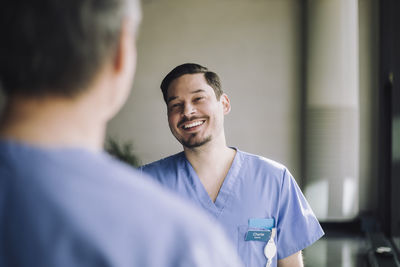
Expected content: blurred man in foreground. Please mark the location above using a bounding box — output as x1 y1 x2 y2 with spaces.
0 2 242 266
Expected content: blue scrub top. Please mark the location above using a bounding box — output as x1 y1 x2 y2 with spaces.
0 140 243 267
141 148 324 267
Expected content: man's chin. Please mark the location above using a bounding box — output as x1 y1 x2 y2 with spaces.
180 136 211 149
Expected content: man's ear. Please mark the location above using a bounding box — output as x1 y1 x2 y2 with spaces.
113 20 135 74
221 93 231 115
104 19 137 120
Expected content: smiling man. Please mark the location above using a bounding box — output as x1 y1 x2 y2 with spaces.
141 63 325 267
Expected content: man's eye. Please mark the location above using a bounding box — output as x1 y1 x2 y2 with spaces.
194 97 204 102
169 103 181 110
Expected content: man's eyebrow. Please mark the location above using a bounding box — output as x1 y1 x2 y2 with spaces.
191 89 205 94
167 96 177 104
167 89 205 104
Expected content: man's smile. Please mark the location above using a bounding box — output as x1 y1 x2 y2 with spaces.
181 120 206 130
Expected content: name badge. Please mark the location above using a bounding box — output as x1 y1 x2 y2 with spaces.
245 229 271 242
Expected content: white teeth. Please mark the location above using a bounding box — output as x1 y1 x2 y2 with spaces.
183 121 204 129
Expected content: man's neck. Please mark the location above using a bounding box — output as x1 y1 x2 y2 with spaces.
0 96 106 151
184 142 234 169
183 137 236 202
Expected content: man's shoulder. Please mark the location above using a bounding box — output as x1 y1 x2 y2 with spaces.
0 142 242 266
237 149 287 173
140 151 184 172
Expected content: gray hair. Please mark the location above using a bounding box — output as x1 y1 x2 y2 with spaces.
0 0 141 98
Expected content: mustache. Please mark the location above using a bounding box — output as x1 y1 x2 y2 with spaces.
178 116 208 127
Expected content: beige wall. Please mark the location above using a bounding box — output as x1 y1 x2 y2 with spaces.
304 0 360 220
107 0 303 180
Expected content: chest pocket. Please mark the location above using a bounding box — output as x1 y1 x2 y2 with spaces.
237 225 276 267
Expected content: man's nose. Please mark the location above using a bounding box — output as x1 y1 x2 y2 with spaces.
183 103 196 116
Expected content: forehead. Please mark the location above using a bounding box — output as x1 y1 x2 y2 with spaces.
167 73 214 97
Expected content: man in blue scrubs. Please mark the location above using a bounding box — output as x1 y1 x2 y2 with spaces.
141 63 325 267
0 3 243 267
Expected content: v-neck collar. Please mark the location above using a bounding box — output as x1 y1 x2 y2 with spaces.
180 148 243 218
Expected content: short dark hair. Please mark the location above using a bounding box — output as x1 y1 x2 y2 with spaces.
160 63 223 103
0 0 141 98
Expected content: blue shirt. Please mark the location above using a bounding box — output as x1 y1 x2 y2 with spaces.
141 148 324 267
0 140 243 267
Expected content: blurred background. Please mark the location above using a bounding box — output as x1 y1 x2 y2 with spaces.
1 0 399 266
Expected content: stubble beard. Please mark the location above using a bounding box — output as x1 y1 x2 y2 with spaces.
177 133 212 149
